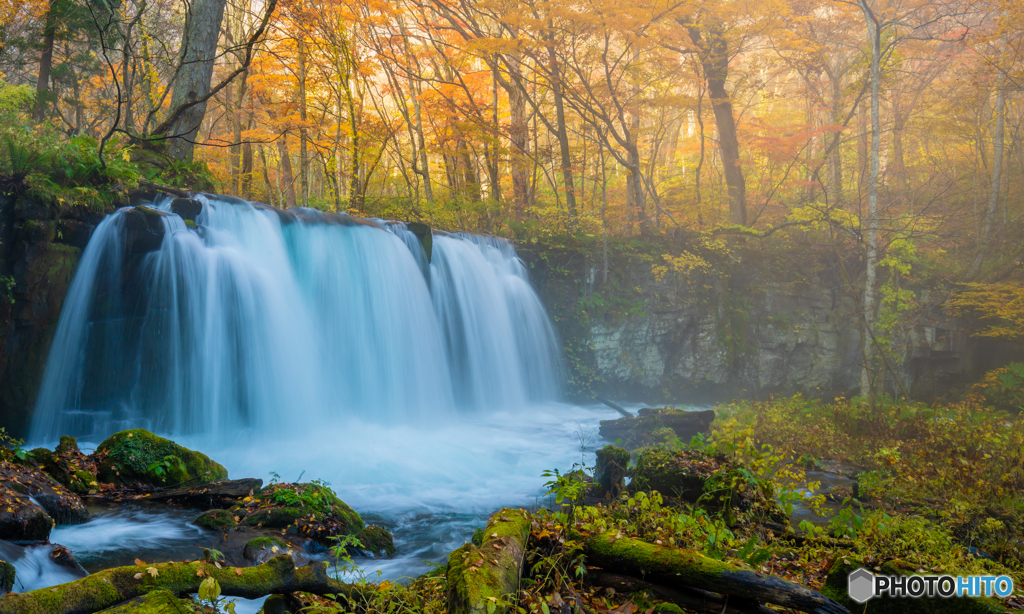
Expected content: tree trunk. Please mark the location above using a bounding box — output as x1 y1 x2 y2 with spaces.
447 509 531 614
982 76 1006 244
857 0 881 399
508 68 529 221
33 0 58 123
278 134 297 209
164 0 229 161
687 25 746 226
829 77 843 204
298 41 310 208
547 39 577 226
0 555 360 614
581 533 848 614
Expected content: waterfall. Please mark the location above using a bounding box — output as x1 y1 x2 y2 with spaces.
29 195 563 443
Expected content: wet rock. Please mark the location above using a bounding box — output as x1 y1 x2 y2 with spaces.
355 525 396 558
195 509 237 532
17 220 55 244
231 482 363 547
0 460 87 528
121 205 168 257
594 445 630 495
93 429 229 487
0 490 52 542
405 221 433 262
240 536 310 566
600 408 715 450
28 440 96 496
169 197 202 223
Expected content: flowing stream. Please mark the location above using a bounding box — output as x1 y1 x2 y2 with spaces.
22 195 619 599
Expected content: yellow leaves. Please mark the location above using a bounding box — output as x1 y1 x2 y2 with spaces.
147 567 159 578
134 559 146 566
234 568 243 576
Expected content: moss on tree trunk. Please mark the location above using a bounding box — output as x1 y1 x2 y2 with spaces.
581 532 849 614
447 508 531 614
0 555 356 614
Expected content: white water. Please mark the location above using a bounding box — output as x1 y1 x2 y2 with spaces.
30 195 563 443
22 195 613 586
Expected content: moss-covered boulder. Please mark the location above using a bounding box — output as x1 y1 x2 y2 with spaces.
93 429 228 486
195 509 237 532
630 448 720 502
594 445 630 494
0 460 86 532
823 557 1006 613
355 526 396 558
231 482 363 546
95 589 206 613
27 440 95 497
0 559 15 593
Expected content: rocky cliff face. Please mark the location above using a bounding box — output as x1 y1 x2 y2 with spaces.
0 195 104 437
521 240 1021 405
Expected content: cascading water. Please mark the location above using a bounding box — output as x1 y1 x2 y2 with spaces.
30 195 563 443
27 194 614 583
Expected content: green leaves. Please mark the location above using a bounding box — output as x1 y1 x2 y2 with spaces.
197 576 221 603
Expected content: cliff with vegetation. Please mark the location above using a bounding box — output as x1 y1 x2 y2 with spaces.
521 236 1024 405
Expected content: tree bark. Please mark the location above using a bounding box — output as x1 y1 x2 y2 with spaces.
686 25 746 226
33 0 59 123
163 0 229 161
0 555 359 614
581 533 848 614
857 0 881 398
278 134 297 209
546 38 578 226
587 571 775 614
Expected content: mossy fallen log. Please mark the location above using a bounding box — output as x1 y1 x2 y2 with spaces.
0 555 355 614
581 532 849 614
587 570 774 614
447 508 531 614
94 589 204 613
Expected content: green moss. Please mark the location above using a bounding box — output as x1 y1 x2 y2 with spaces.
94 589 203 613
356 526 396 557
94 429 228 486
195 509 237 531
631 448 714 502
56 436 79 455
184 219 197 229
241 506 304 528
243 536 290 561
0 559 15 593
447 509 531 614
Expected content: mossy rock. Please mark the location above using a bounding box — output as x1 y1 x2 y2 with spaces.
56 436 80 456
356 525 396 557
95 589 204 613
243 536 290 561
823 557 1006 613
630 448 719 502
594 445 630 493
195 509 237 531
0 559 15 593
241 506 305 529
94 429 228 486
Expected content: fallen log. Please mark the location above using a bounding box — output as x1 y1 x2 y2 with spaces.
581 532 849 614
0 555 356 614
146 477 263 508
587 570 774 614
447 508 531 614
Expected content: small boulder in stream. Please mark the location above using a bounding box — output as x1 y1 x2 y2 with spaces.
599 407 715 450
0 460 88 540
232 481 364 546
194 508 237 531
355 525 396 558
93 429 228 487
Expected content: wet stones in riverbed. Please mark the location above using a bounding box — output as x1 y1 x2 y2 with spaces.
195 509 237 531
355 525 396 558
0 460 89 540
599 408 715 450
241 536 310 566
230 482 365 546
